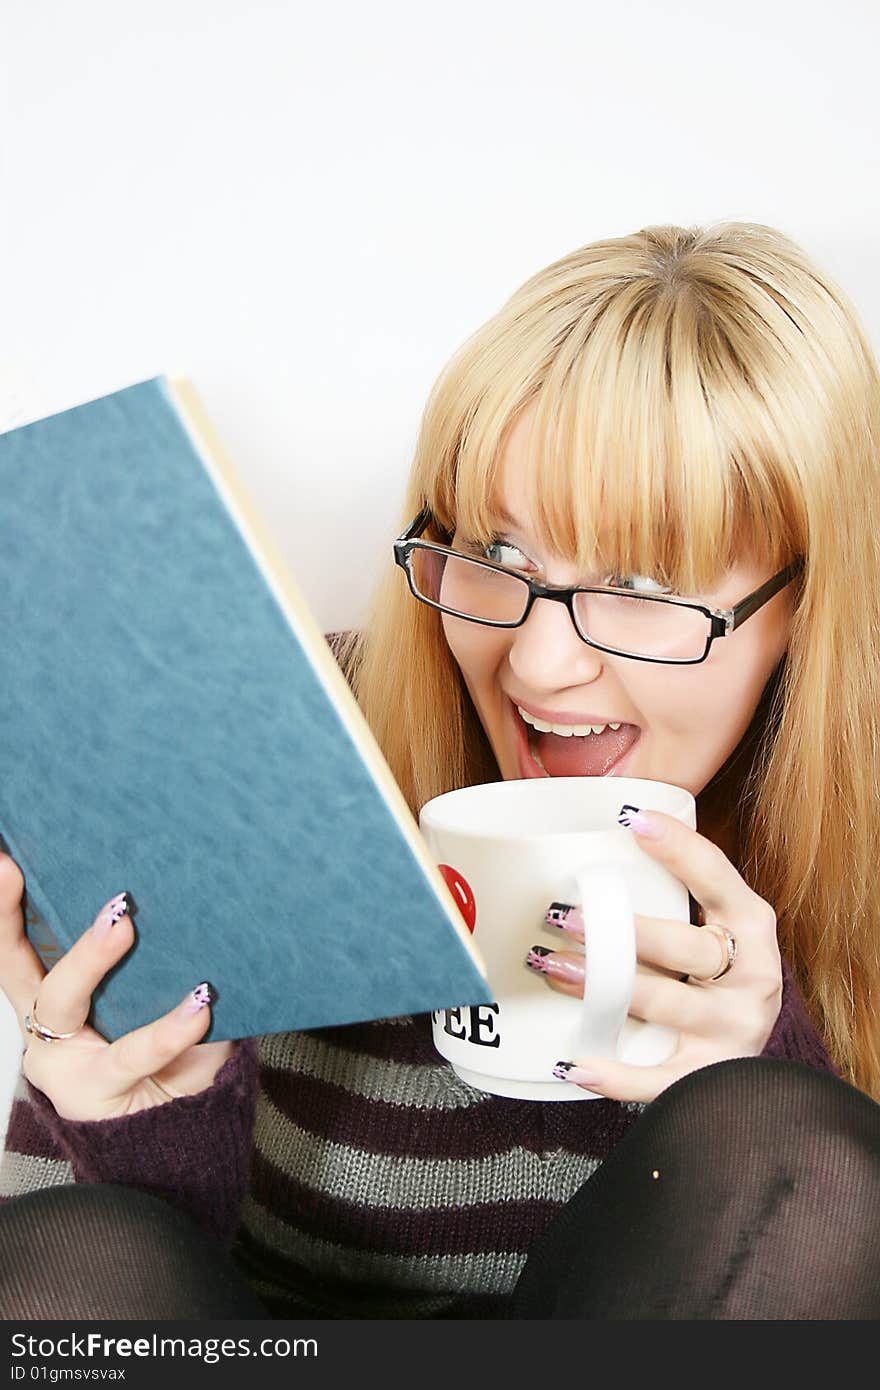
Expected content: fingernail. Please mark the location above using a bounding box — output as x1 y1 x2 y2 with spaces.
545 902 585 936
93 891 133 939
618 804 665 838
525 945 585 985
181 981 217 1015
552 1061 604 1088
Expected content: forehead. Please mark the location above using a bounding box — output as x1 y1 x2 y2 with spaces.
494 401 540 495
482 401 764 586
485 402 609 557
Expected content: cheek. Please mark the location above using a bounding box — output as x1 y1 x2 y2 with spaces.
666 629 786 752
441 614 507 679
637 648 769 742
440 613 472 675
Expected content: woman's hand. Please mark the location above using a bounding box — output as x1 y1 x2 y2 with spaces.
0 851 235 1121
526 808 783 1103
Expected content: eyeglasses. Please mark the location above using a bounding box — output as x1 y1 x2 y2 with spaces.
394 506 805 665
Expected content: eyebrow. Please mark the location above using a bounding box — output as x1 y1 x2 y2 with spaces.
489 506 522 529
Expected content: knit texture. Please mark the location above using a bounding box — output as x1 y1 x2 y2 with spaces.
7 1041 257 1251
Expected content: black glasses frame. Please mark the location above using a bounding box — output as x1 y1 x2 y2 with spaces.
393 506 805 666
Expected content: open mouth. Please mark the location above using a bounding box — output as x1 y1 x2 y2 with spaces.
511 700 640 778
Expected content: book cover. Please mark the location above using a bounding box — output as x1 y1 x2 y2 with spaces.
0 377 491 1042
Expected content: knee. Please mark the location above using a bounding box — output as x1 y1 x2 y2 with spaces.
0 1183 265 1320
643 1057 880 1176
656 1055 872 1118
5 1182 206 1242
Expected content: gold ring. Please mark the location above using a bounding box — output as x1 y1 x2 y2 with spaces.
23 999 84 1043
699 924 738 982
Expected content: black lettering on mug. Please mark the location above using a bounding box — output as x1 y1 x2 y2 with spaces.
467 1003 501 1048
435 1004 502 1047
440 1006 468 1040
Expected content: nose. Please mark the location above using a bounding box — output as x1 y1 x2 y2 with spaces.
507 591 605 690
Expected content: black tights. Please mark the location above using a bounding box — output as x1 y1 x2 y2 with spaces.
1 1059 878 1321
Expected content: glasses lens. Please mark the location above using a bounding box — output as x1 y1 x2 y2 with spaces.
410 548 529 624
408 546 710 659
572 590 709 660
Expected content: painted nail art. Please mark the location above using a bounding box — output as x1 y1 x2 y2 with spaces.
93 892 132 939
545 902 585 937
618 804 665 838
526 945 554 973
525 946 585 985
552 1061 603 1088
183 981 218 1014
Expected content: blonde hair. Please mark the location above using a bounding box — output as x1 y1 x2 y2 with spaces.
336 222 880 1098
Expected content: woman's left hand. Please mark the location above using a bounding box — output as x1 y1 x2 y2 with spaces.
528 807 783 1103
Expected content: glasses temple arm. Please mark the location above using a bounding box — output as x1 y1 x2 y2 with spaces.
395 506 433 544
726 558 805 631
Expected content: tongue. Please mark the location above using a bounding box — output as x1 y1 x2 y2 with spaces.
534 726 638 777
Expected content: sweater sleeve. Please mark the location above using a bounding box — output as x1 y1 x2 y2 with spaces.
760 954 838 1076
2 1038 259 1250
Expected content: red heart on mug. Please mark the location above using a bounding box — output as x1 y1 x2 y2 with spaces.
438 864 477 933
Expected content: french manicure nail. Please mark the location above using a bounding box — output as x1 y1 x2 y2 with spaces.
93 892 132 939
545 902 585 936
182 981 217 1015
552 1061 604 1088
525 945 585 985
618 804 665 838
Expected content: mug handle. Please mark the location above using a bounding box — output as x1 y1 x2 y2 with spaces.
574 863 635 1058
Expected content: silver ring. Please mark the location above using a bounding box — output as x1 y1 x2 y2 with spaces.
699 924 738 982
24 999 83 1043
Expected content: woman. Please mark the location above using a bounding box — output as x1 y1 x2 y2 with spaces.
1 221 879 1320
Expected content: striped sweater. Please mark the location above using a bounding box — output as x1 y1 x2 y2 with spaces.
0 637 840 1318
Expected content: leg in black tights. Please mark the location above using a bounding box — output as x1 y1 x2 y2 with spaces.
0 1185 267 1320
512 1057 880 1319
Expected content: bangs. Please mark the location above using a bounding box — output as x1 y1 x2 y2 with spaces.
428 275 805 596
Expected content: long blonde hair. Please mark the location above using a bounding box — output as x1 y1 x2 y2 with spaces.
336 222 880 1098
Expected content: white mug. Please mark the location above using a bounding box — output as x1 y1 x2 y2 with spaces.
419 776 696 1101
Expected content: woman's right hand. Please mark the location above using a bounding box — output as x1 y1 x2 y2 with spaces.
0 851 236 1122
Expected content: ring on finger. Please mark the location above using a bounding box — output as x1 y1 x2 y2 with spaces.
694 924 738 982
24 999 84 1043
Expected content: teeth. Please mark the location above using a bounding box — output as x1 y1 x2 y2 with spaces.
518 706 622 738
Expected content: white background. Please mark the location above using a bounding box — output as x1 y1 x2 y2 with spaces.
2 0 879 1138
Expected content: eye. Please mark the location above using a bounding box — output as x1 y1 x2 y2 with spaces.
484 539 530 569
460 536 533 571
603 572 674 595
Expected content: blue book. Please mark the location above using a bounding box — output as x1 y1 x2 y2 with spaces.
0 377 490 1042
